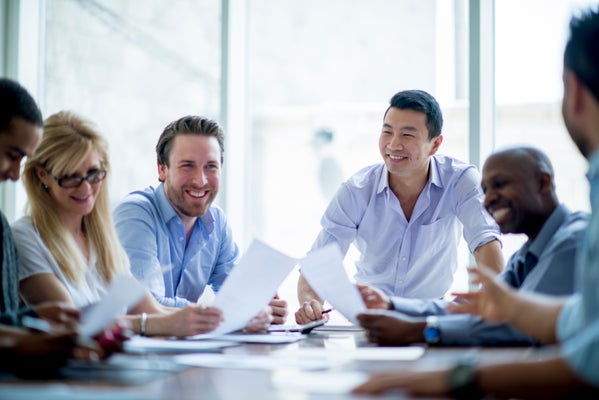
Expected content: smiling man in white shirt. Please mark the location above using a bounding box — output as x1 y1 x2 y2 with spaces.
296 90 504 324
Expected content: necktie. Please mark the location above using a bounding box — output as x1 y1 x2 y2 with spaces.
515 252 538 287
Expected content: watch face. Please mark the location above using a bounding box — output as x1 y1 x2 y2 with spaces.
452 365 473 387
424 326 441 343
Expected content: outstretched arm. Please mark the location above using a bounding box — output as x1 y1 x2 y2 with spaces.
449 266 564 344
353 356 589 399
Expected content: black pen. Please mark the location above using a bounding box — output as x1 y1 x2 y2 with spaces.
322 308 333 314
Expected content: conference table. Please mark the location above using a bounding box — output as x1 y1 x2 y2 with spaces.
0 326 552 400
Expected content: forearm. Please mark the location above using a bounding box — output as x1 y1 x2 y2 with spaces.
478 357 587 399
473 239 504 274
439 315 536 346
298 275 323 304
505 293 564 344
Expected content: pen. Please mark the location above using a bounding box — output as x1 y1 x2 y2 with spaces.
322 308 333 314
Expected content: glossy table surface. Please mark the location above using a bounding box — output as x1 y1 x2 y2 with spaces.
0 328 548 400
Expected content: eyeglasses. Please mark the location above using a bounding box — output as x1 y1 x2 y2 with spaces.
48 168 107 188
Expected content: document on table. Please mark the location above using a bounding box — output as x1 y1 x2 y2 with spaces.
80 274 146 337
175 353 344 371
193 240 298 337
299 244 367 324
124 336 239 354
274 346 426 361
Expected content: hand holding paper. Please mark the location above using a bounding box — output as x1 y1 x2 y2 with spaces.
299 245 367 324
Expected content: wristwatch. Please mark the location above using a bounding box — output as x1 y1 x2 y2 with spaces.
423 315 441 344
448 358 483 399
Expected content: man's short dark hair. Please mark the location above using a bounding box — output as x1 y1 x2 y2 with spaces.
0 78 43 133
156 115 225 167
384 90 443 139
564 7 599 102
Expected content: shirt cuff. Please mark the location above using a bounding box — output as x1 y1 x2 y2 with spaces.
557 293 583 342
391 297 449 317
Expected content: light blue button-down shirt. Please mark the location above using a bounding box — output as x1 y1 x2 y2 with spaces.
557 151 599 386
113 184 239 307
311 154 501 299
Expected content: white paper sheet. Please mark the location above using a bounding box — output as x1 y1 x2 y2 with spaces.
206 333 304 344
80 274 146 337
274 346 426 361
299 245 367 324
174 353 344 370
124 336 238 353
195 240 298 336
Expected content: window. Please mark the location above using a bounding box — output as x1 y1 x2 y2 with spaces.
42 0 221 202
495 0 595 256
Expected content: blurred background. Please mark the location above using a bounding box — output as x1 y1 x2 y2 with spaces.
1 0 594 319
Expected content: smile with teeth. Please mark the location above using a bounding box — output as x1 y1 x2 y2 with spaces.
491 207 510 222
187 189 208 198
388 154 406 161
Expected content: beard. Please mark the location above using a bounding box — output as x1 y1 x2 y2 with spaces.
166 184 217 218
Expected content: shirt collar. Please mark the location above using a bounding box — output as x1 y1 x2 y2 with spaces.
587 150 599 183
519 204 569 261
156 182 215 234
376 157 440 195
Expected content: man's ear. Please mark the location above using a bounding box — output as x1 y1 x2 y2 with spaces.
538 172 552 193
429 134 443 155
157 163 167 183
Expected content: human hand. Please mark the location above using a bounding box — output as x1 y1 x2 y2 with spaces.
269 294 288 325
357 311 425 346
6 329 78 378
244 306 272 333
34 302 80 326
448 265 515 323
168 305 223 337
294 300 328 324
90 319 132 359
352 368 451 396
357 284 392 310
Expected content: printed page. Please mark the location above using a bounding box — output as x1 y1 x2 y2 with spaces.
80 274 146 337
194 239 298 336
299 244 366 324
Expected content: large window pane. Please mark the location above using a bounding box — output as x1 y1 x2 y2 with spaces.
246 0 470 310
495 0 594 255
43 0 221 203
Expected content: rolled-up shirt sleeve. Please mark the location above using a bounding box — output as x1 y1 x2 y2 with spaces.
454 167 502 252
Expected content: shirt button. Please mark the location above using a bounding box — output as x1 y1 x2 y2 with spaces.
398 279 404 283
401 256 406 261
179 237 184 241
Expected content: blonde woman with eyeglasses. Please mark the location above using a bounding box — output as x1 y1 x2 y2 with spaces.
13 111 224 337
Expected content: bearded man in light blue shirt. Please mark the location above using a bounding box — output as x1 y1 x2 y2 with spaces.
114 116 287 324
296 89 504 324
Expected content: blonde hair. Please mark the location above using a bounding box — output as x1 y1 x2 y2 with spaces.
22 111 129 283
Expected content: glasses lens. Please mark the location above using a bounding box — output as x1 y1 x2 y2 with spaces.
88 169 106 183
60 177 82 188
